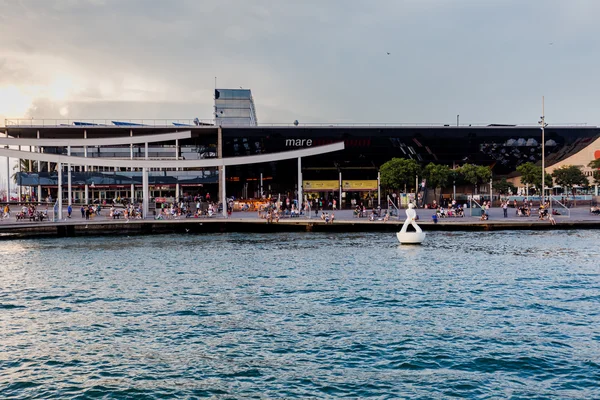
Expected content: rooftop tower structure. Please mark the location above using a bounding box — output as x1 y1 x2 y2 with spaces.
214 88 258 126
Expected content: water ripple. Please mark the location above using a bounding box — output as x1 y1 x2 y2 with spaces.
0 230 599 398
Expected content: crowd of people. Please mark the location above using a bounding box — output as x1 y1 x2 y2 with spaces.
155 199 220 220
258 198 304 222
14 204 49 221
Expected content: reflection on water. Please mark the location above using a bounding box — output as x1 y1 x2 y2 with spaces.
1 231 600 399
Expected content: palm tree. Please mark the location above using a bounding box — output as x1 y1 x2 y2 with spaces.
11 159 39 183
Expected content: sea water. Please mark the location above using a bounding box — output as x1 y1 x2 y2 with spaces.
1 231 599 398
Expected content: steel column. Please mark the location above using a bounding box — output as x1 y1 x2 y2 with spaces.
298 157 303 210
221 165 227 218
338 170 342 209
130 129 134 204
84 130 89 205
377 171 381 207
142 167 149 219
58 162 63 220
37 130 41 202
67 145 72 205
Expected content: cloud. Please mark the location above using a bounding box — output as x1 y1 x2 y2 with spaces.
0 0 599 125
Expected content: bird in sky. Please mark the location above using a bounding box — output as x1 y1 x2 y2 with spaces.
386 52 391 55
549 42 553 45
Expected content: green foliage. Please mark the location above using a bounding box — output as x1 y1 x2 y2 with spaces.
551 165 588 189
589 159 600 170
459 164 479 186
458 164 491 193
476 165 492 183
494 178 517 195
516 162 538 186
516 162 552 190
423 163 451 199
423 163 451 189
11 159 39 183
379 158 421 192
593 170 600 186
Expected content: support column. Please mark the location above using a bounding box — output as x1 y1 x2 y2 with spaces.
37 130 41 203
297 157 303 210
84 130 89 205
260 172 263 198
453 180 456 201
28 151 32 199
217 126 223 206
5 131 9 202
67 145 72 205
17 143 21 201
338 170 342 210
489 178 493 207
175 138 179 167
58 162 63 220
377 171 381 207
142 167 149 219
130 129 134 204
175 138 180 201
221 164 227 218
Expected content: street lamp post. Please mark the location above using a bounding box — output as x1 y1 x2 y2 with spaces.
538 97 548 207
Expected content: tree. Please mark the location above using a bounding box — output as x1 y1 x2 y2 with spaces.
423 163 451 202
516 162 552 194
589 158 600 170
594 170 600 187
516 162 537 188
458 164 491 194
494 178 517 195
552 165 588 205
379 158 421 194
11 159 38 183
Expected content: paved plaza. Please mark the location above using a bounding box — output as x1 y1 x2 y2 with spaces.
1 203 599 229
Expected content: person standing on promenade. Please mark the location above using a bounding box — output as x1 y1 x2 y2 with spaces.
67 204 72 218
503 201 508 218
80 205 85 218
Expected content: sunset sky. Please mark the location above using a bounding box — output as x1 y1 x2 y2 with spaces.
1 0 599 128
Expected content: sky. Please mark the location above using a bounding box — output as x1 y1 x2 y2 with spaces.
1 0 600 127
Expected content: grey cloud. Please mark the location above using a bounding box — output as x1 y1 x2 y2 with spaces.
1 0 599 124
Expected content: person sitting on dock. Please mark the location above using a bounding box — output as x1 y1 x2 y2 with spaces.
538 206 548 220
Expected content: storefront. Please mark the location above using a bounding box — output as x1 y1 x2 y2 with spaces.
302 180 379 209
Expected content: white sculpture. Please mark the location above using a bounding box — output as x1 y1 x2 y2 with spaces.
396 203 426 244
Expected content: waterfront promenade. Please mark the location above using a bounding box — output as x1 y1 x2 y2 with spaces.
1 205 599 238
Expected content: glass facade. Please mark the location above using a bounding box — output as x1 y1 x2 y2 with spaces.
16 171 218 186
214 89 258 126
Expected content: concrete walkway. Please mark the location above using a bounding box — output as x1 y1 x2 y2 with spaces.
1 205 599 239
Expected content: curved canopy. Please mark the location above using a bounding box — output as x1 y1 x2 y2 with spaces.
0 142 344 168
0 131 192 146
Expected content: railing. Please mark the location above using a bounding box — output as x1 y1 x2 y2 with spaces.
52 200 59 222
470 198 484 217
549 196 571 218
387 195 401 219
3 119 215 128
3 119 592 128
